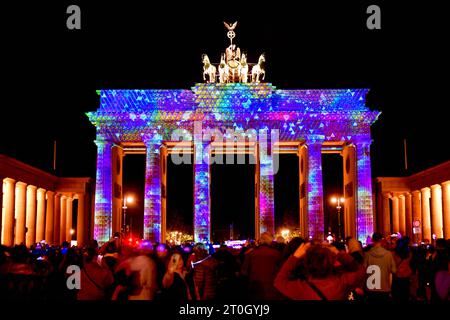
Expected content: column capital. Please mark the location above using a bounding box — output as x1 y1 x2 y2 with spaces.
441 180 450 187
74 192 84 200
37 188 47 195
15 181 27 188
305 135 325 145
142 132 163 145
421 187 431 194
382 192 391 199
3 177 16 184
430 184 442 191
46 190 55 197
352 138 373 146
412 190 421 196
398 194 405 199
94 138 113 147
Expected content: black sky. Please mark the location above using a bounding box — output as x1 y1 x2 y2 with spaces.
2 1 449 178
1 1 449 238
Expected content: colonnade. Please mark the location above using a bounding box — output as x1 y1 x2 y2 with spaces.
1 178 87 247
382 181 450 240
93 136 375 244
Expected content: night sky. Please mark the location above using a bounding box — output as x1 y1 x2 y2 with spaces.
1 1 448 239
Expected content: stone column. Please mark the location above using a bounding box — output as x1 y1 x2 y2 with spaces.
442 181 450 239
160 145 168 245
76 193 86 246
258 131 276 238
36 188 46 242
298 145 308 238
194 140 212 243
405 193 413 239
421 187 431 241
392 195 399 233
398 194 406 236
14 182 27 245
342 144 357 238
53 193 61 245
382 193 391 235
307 136 324 240
411 190 422 239
430 184 444 238
1 178 16 246
60 195 67 243
143 135 162 242
111 146 124 236
25 185 37 247
93 139 113 244
45 191 55 243
355 138 375 242
66 197 73 242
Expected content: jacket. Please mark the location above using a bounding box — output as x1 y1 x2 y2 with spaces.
364 246 397 292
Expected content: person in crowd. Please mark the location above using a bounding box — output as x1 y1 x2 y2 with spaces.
346 237 364 265
363 232 397 300
392 236 413 301
274 242 365 300
213 244 242 299
152 243 170 298
113 248 158 300
428 238 449 300
161 251 192 302
434 259 450 300
190 243 218 300
0 245 9 276
344 237 365 300
239 240 256 265
101 241 119 273
241 232 283 300
281 237 305 262
77 247 115 300
274 236 287 253
410 243 428 300
6 245 34 276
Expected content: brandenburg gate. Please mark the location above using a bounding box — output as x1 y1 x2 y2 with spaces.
87 23 380 244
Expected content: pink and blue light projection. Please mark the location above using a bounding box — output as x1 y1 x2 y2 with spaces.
143 134 162 242
87 83 380 244
93 139 113 243
194 141 211 242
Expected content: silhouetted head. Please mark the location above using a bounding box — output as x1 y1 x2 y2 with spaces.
84 247 98 263
372 232 383 243
260 232 273 245
304 245 336 279
11 245 30 264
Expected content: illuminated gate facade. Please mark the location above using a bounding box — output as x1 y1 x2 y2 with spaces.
87 84 380 244
87 22 379 244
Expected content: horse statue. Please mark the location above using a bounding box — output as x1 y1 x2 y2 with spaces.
251 54 265 83
218 53 229 83
238 53 249 83
202 54 216 83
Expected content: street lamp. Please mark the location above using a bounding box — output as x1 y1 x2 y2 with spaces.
331 196 345 241
122 195 134 236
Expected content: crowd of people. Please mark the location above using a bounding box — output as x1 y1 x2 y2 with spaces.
0 231 448 301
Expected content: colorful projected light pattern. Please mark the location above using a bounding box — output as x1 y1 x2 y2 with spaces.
87 83 380 244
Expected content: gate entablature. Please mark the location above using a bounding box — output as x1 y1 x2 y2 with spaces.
88 84 379 145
